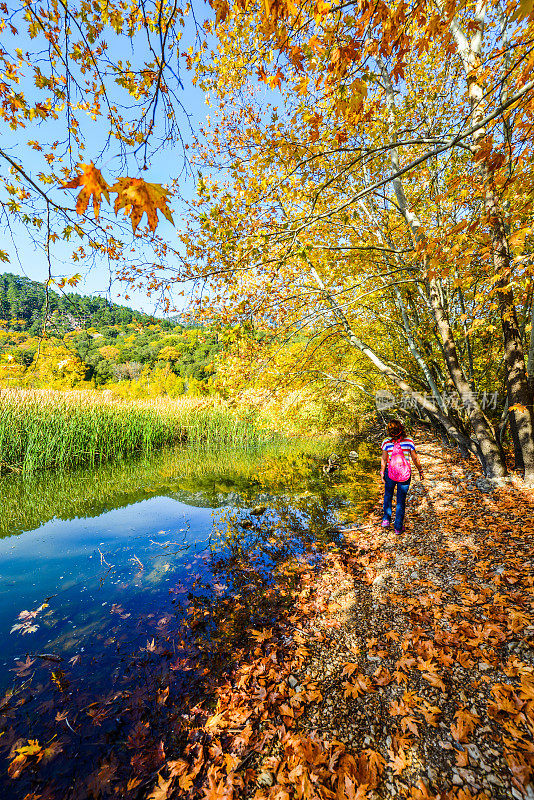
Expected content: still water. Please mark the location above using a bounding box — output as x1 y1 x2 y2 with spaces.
0 441 376 690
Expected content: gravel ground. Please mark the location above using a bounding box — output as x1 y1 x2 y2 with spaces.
281 440 534 799
139 437 534 800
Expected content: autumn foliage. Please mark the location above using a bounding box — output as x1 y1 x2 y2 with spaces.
2 1 534 795
2 0 534 478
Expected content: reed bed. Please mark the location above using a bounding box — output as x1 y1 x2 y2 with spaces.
0 389 277 475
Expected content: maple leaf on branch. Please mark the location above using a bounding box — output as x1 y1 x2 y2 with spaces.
111 177 174 233
62 162 110 219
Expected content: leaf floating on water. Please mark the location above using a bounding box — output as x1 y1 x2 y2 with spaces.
110 603 131 619
51 670 69 692
10 656 36 677
8 738 46 778
157 686 170 706
10 601 49 634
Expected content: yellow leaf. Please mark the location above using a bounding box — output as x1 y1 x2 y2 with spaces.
62 163 110 219
15 740 42 757
110 177 174 233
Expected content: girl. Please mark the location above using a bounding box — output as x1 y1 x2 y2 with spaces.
380 419 424 534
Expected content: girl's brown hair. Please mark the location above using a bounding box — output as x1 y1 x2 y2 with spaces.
387 419 406 441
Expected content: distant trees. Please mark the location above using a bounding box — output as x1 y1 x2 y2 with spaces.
0 276 225 395
0 273 156 332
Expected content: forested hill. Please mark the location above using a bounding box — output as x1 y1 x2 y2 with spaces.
0 273 228 397
0 273 169 333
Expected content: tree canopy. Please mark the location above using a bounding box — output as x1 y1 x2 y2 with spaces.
1 0 534 479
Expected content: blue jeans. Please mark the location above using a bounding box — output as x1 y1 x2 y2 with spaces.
383 467 411 529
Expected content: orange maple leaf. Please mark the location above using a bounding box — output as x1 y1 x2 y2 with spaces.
388 748 408 776
279 703 295 718
250 627 273 643
421 672 446 691
62 162 110 219
419 702 441 726
357 748 385 789
342 777 370 800
509 403 528 413
519 674 534 701
400 715 419 736
147 772 173 800
450 707 479 742
111 177 174 233
409 779 436 799
373 666 392 686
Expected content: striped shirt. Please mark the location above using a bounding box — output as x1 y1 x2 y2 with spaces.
381 437 416 454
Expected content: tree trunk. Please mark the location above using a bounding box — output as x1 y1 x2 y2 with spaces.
446 3 534 484
486 178 534 477
376 54 507 479
309 266 503 471
427 277 506 477
526 285 534 389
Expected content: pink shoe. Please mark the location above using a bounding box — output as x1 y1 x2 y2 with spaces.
381 518 390 528
394 526 404 535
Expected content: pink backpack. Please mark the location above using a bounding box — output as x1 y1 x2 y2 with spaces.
388 440 411 482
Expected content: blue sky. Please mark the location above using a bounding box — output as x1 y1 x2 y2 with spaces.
1 5 211 315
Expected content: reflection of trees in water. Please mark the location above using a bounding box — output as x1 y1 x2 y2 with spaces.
204 449 376 649
0 440 374 540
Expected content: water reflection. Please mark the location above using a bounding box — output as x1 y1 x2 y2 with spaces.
0 442 375 674
0 440 376 540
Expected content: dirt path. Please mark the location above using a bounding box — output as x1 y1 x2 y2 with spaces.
280 438 534 799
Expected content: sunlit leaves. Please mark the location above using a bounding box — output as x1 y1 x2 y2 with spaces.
61 163 110 219
111 178 174 233
60 166 174 232
513 0 534 20
8 737 62 779
450 707 480 743
10 601 48 635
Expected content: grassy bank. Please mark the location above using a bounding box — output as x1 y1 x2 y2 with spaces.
0 389 278 474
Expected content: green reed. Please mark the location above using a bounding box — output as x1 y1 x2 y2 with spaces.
0 389 279 475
